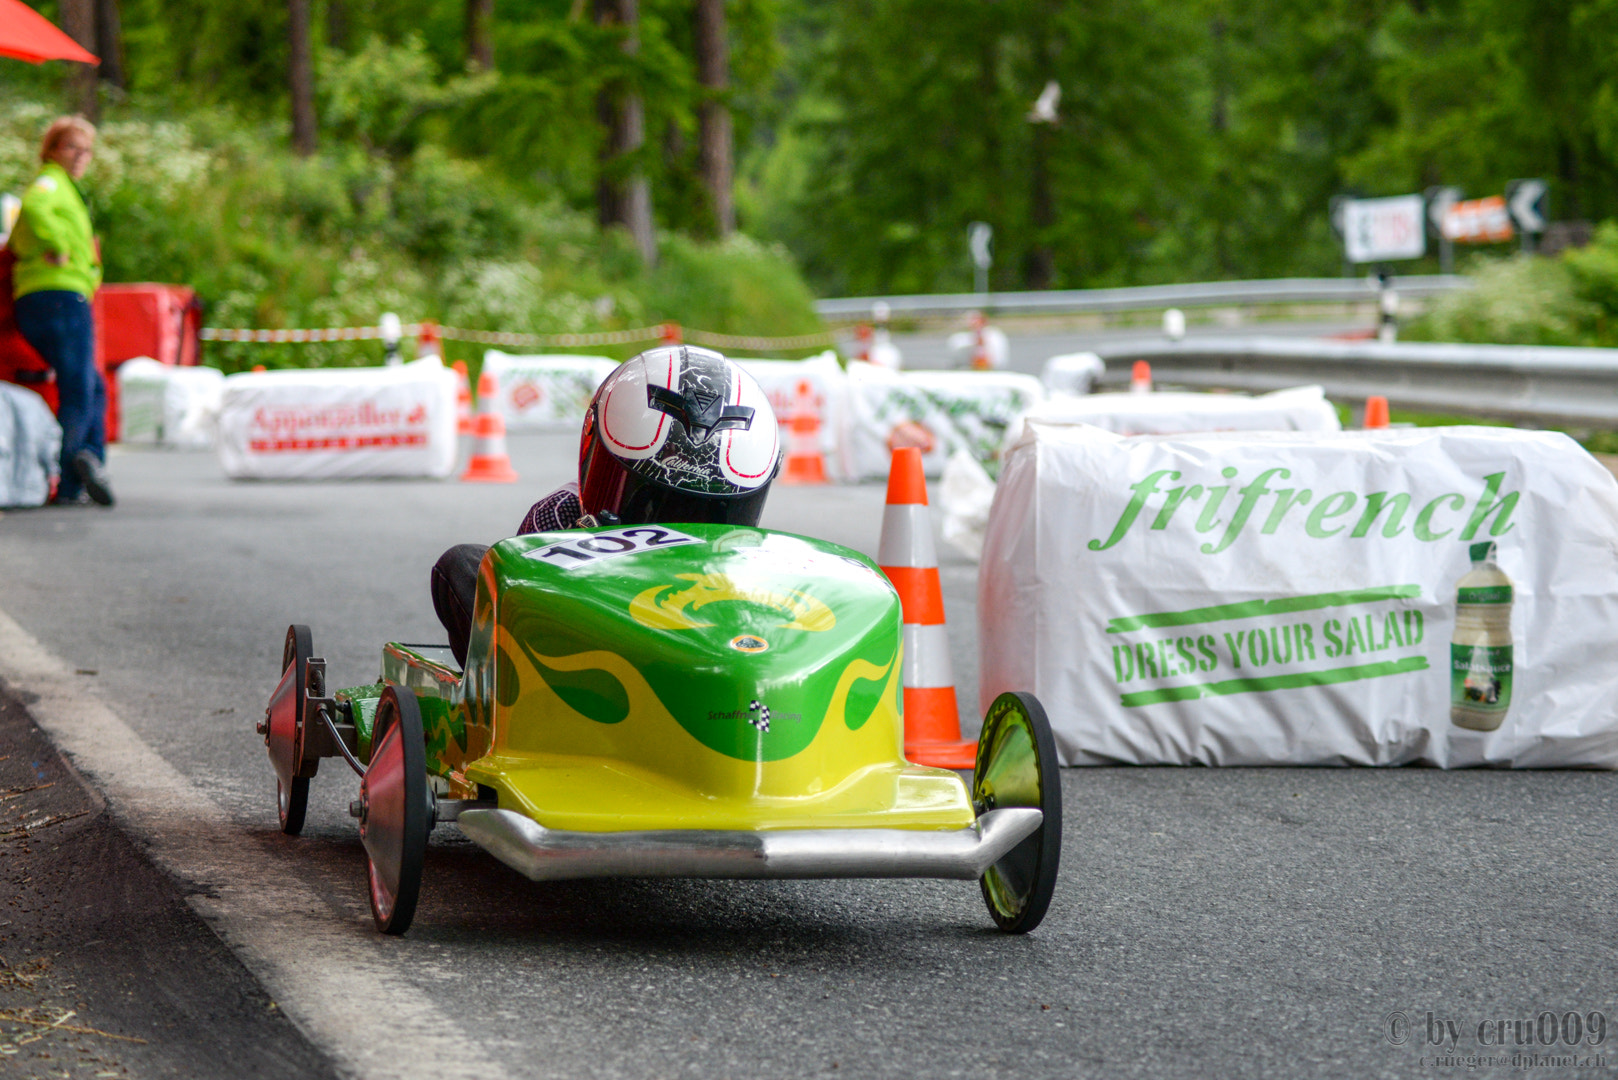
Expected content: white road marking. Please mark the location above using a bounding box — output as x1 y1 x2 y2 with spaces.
0 605 507 1080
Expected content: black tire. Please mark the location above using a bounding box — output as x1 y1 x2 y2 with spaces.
972 691 1062 934
360 686 430 935
277 624 314 836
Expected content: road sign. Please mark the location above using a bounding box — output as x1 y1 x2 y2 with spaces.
1425 187 1462 232
1340 195 1426 262
968 221 992 293
1506 179 1548 234
968 222 993 270
1425 186 1463 273
1441 196 1514 244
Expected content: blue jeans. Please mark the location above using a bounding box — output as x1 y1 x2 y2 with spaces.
14 289 103 499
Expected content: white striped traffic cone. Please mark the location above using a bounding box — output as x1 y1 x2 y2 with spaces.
451 360 473 435
780 379 828 485
878 446 977 768
460 370 518 483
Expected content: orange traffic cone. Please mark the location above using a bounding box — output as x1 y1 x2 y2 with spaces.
1130 360 1153 394
1364 395 1390 430
780 379 828 485
970 314 992 371
461 371 519 483
878 447 976 769
451 360 473 435
853 322 873 364
415 321 443 361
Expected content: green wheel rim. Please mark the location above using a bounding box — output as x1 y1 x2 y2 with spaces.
973 691 1062 933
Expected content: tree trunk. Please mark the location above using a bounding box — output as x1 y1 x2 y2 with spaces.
94 0 124 91
594 0 656 265
288 0 317 156
1027 123 1055 289
59 0 98 120
466 0 494 70
695 0 733 237
326 0 349 51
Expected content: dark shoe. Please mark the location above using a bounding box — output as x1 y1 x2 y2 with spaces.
72 451 114 507
49 491 92 507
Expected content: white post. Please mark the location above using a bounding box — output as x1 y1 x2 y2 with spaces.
380 312 403 366
1377 275 1398 344
1163 308 1186 342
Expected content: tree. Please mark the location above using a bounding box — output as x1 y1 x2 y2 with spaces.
288 0 317 154
95 0 125 92
466 0 494 70
595 0 656 265
695 0 734 236
59 0 98 119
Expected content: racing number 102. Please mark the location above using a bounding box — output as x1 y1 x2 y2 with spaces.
529 526 703 568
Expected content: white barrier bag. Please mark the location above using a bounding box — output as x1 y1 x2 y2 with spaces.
1040 352 1105 396
980 423 1618 768
481 351 617 431
216 357 457 480
1017 385 1341 438
0 382 60 507
117 358 225 448
846 364 1045 479
736 352 851 481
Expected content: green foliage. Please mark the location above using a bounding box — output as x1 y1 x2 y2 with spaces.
1406 226 1618 347
0 95 819 372
750 0 1211 296
1403 256 1601 346
750 0 1618 294
318 36 496 158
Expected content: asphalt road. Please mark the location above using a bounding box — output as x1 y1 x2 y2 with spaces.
1 434 1616 1079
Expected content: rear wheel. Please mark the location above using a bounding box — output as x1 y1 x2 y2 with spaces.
973 691 1062 934
359 686 430 935
276 625 313 836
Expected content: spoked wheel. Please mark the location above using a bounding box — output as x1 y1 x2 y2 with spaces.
276 624 314 836
359 686 430 935
973 691 1062 934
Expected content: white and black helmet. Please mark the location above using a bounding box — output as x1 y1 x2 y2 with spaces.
578 345 781 526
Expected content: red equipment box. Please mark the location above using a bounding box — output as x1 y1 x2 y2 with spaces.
94 284 203 441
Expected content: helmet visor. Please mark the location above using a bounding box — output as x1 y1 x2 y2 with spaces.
581 434 777 526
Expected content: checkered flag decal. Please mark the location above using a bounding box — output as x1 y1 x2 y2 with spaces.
748 700 770 733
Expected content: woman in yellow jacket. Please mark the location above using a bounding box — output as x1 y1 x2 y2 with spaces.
9 116 112 506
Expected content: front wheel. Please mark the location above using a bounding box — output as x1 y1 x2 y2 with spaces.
275 625 314 835
973 691 1062 934
359 686 430 935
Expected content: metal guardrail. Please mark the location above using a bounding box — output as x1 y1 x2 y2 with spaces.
815 275 1471 320
1087 337 1618 426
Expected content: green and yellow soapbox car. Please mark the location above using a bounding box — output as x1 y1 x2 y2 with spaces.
260 523 1061 935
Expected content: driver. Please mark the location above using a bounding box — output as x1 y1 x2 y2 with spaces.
431 345 782 666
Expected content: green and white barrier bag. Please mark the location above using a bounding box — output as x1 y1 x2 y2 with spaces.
979 422 1618 767
846 364 1044 479
481 351 618 432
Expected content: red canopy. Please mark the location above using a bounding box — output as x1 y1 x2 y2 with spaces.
0 0 98 64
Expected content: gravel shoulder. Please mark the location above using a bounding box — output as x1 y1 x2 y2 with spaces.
0 682 336 1080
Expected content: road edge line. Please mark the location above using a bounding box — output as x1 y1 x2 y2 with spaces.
0 604 507 1080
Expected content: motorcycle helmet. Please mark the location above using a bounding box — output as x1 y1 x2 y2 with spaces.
578 345 781 526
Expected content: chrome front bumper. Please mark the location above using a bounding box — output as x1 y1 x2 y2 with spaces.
454 807 1042 882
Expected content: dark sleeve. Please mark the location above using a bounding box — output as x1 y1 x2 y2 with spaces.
516 485 584 535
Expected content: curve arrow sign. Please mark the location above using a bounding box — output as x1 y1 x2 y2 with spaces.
1506 179 1548 234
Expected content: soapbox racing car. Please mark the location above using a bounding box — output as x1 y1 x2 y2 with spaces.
259 523 1062 935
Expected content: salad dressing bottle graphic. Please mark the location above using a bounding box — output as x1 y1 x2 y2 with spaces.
1451 541 1514 731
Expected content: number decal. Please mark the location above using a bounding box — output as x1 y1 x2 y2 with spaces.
527 526 702 569
577 535 636 554
621 527 689 547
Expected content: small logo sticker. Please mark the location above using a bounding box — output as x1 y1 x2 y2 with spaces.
730 635 769 654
